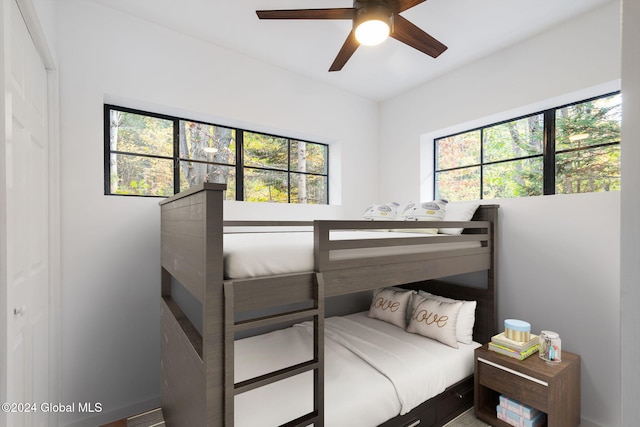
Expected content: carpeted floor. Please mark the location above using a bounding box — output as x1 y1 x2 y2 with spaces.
443 408 492 427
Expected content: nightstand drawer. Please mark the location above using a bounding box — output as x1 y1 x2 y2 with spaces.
476 357 548 412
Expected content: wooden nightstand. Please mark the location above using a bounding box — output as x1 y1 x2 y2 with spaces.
474 344 580 427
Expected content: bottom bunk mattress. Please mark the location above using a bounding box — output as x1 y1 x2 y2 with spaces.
234 311 481 427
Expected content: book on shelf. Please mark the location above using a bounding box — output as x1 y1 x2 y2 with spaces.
496 404 546 427
491 332 539 352
488 342 539 360
499 395 541 420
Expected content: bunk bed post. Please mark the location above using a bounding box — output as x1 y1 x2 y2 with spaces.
462 204 499 341
314 273 325 426
467 204 499 341
159 183 227 427
202 184 226 426
223 282 235 427
483 205 499 337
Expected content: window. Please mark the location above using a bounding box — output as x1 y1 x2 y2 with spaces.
554 95 621 194
434 92 620 200
104 105 329 204
177 120 237 198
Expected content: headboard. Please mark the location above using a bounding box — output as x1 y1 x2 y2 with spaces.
405 203 499 344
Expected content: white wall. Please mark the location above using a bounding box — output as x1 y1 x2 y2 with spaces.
494 193 620 426
379 2 622 426
620 0 640 424
54 0 378 425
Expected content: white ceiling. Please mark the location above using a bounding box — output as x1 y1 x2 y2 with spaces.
86 0 613 101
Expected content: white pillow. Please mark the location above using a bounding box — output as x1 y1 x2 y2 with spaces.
440 201 481 235
363 202 400 221
407 294 462 348
399 199 447 221
396 201 415 218
398 200 448 234
418 290 477 344
368 288 414 328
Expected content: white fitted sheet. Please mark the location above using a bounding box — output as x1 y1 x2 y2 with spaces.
223 231 480 279
234 311 480 427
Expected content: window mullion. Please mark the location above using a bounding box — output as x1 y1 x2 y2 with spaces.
288 139 292 204
433 139 438 199
173 119 180 194
479 128 485 200
236 130 244 201
543 109 556 195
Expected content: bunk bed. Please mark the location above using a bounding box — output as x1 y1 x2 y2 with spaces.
159 183 499 427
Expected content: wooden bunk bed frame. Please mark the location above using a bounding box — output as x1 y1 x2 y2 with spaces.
159 183 499 427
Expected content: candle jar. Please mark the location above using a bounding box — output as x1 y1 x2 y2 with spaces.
539 330 562 363
504 319 531 342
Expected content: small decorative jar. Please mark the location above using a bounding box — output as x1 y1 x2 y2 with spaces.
504 319 531 342
539 330 562 363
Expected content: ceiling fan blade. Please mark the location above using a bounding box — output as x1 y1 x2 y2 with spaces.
390 13 447 58
329 31 359 72
392 0 427 13
257 8 354 20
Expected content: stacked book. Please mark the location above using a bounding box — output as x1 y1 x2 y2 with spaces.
488 332 539 360
496 395 546 427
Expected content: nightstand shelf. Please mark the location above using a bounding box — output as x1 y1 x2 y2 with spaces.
474 344 580 427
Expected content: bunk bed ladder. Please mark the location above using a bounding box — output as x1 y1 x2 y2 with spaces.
224 273 325 426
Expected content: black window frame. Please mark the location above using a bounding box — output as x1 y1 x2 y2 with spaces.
104 104 330 204
433 91 620 199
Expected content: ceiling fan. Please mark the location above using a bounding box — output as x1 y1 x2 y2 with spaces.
256 0 448 72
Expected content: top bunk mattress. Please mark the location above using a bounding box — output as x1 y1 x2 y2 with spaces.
223 231 482 279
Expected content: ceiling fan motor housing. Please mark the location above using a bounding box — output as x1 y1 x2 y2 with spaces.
354 1 394 33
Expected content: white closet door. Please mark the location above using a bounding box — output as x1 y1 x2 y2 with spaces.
2 0 50 426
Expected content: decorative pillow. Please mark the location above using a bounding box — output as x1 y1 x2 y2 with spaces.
440 201 481 235
388 286 417 324
368 287 414 328
397 200 448 234
418 291 477 344
396 201 414 217
407 295 462 348
399 199 448 221
363 202 400 221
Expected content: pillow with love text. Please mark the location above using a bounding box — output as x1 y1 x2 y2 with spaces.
406 295 462 348
368 287 413 329
418 290 477 344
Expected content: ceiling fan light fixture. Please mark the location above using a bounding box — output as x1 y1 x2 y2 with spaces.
355 20 390 45
354 4 392 46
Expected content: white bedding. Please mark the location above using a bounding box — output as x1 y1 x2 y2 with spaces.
223 231 481 279
234 312 480 427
